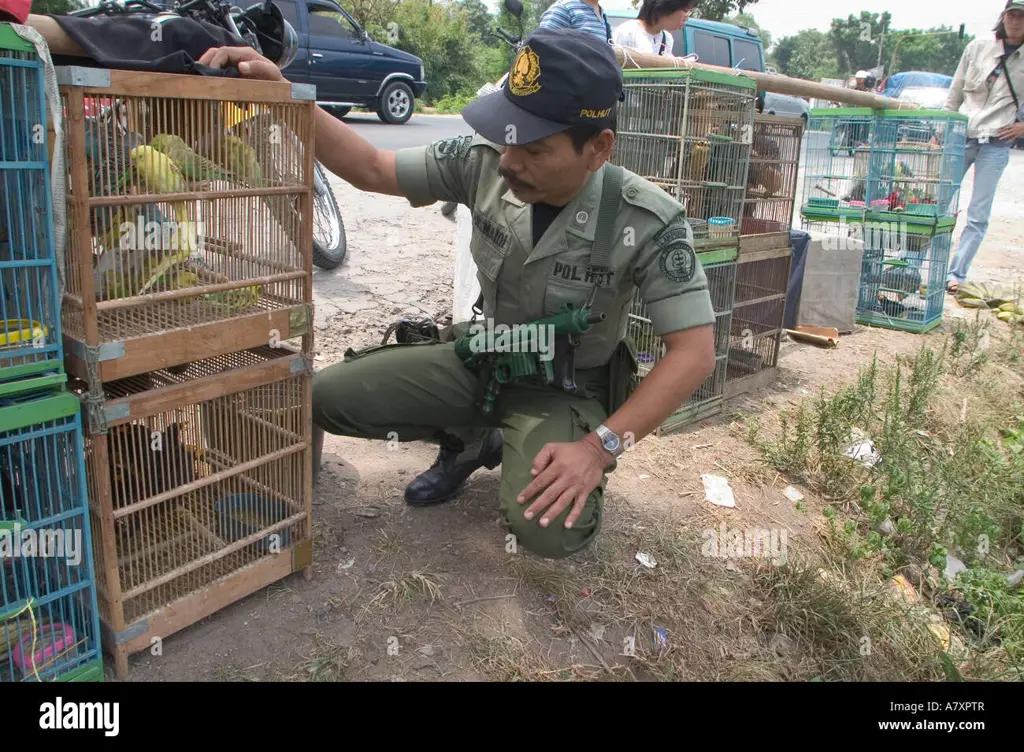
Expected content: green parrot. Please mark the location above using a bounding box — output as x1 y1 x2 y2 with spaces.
150 133 233 182
128 145 189 226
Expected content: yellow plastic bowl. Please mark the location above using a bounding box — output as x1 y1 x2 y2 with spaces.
0 320 48 348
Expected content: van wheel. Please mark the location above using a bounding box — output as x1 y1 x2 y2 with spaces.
377 81 414 124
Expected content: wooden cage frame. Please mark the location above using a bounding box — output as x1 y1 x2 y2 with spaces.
52 67 317 679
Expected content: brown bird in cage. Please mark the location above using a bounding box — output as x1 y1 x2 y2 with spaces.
108 421 197 507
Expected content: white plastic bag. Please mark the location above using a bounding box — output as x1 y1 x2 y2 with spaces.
452 205 481 323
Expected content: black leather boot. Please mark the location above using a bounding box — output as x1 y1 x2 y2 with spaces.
404 429 503 506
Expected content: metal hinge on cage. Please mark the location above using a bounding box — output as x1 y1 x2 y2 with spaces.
291 353 315 376
289 304 313 338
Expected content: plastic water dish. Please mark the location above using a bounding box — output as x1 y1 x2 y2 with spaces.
708 217 736 238
13 622 76 675
214 494 292 553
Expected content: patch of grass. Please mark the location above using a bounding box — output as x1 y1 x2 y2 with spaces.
290 634 352 682
752 558 953 681
366 569 444 613
745 316 1024 678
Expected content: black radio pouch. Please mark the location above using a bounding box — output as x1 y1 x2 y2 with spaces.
606 336 639 415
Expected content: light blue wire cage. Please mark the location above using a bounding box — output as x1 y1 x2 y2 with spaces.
855 217 956 334
799 108 874 221
1 23 103 681
0 25 65 398
865 111 969 222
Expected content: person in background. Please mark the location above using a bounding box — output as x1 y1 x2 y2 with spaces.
612 0 699 57
538 0 614 44
944 0 1024 293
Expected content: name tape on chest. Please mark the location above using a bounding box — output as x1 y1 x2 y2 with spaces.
654 222 697 284
472 212 511 251
551 261 615 286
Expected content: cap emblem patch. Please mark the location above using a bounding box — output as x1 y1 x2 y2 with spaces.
509 46 542 96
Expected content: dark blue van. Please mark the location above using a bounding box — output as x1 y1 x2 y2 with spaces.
273 0 427 124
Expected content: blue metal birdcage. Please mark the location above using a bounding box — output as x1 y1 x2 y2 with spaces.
855 216 955 334
0 25 66 398
800 108 874 221
1 390 104 682
864 110 969 222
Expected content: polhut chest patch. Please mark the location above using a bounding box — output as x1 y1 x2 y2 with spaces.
550 261 614 286
655 223 696 284
472 212 511 251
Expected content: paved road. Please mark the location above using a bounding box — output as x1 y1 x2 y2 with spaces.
333 111 473 151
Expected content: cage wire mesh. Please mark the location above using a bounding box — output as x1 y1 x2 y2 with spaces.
856 218 954 333
800 108 874 218
613 68 756 248
727 250 790 386
628 250 736 431
741 116 803 235
865 111 968 219
1 29 64 390
1 391 102 682
58 79 313 348
68 345 310 627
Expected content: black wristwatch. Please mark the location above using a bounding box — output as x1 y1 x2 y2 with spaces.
594 424 624 458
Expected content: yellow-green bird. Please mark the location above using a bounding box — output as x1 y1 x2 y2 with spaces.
150 133 233 182
223 133 263 186
129 144 189 225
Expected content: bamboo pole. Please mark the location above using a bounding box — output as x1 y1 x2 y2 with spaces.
612 46 922 111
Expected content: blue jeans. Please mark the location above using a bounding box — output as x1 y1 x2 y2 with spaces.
946 140 1011 285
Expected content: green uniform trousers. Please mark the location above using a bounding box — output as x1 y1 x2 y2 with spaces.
311 338 613 560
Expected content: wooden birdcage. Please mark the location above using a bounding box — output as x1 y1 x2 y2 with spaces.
725 246 791 399
55 67 316 388
53 66 317 679
68 343 313 679
740 114 804 252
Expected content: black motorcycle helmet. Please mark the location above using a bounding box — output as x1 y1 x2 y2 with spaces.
864 72 878 91
241 1 298 69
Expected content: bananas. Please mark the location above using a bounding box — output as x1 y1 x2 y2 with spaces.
957 282 1024 324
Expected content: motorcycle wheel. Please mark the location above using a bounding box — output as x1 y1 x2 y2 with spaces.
441 201 458 217
312 160 347 270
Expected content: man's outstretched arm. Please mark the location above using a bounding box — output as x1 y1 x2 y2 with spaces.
198 46 402 197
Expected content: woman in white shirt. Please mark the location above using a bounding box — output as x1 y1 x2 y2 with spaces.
612 0 700 57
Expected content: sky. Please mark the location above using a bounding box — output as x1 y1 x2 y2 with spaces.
485 0 1009 50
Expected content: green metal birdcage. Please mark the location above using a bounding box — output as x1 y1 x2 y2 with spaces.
613 67 757 250
628 248 737 435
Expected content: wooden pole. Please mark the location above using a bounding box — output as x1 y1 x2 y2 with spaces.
612 46 922 111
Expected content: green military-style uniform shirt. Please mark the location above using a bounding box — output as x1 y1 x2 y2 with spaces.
394 134 716 370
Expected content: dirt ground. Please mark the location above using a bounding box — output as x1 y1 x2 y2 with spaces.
120 149 1024 682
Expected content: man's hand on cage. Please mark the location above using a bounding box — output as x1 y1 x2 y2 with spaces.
198 47 286 83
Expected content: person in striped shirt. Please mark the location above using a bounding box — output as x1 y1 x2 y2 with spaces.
538 0 614 44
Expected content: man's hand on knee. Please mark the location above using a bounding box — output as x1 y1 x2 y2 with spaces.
516 440 608 529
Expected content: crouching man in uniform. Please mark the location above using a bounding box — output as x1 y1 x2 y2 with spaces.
199 28 717 560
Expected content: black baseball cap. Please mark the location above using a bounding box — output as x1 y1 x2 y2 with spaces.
461 28 624 145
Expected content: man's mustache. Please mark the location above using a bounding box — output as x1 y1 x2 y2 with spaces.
498 167 535 190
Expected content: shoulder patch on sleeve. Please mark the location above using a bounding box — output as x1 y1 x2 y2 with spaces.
620 171 686 224
652 218 697 284
433 135 474 160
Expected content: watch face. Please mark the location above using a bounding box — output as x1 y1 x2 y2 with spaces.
602 433 620 452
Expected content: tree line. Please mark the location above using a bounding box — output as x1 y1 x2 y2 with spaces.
772 11 972 83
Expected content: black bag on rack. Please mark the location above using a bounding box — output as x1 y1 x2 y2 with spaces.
47 13 249 76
